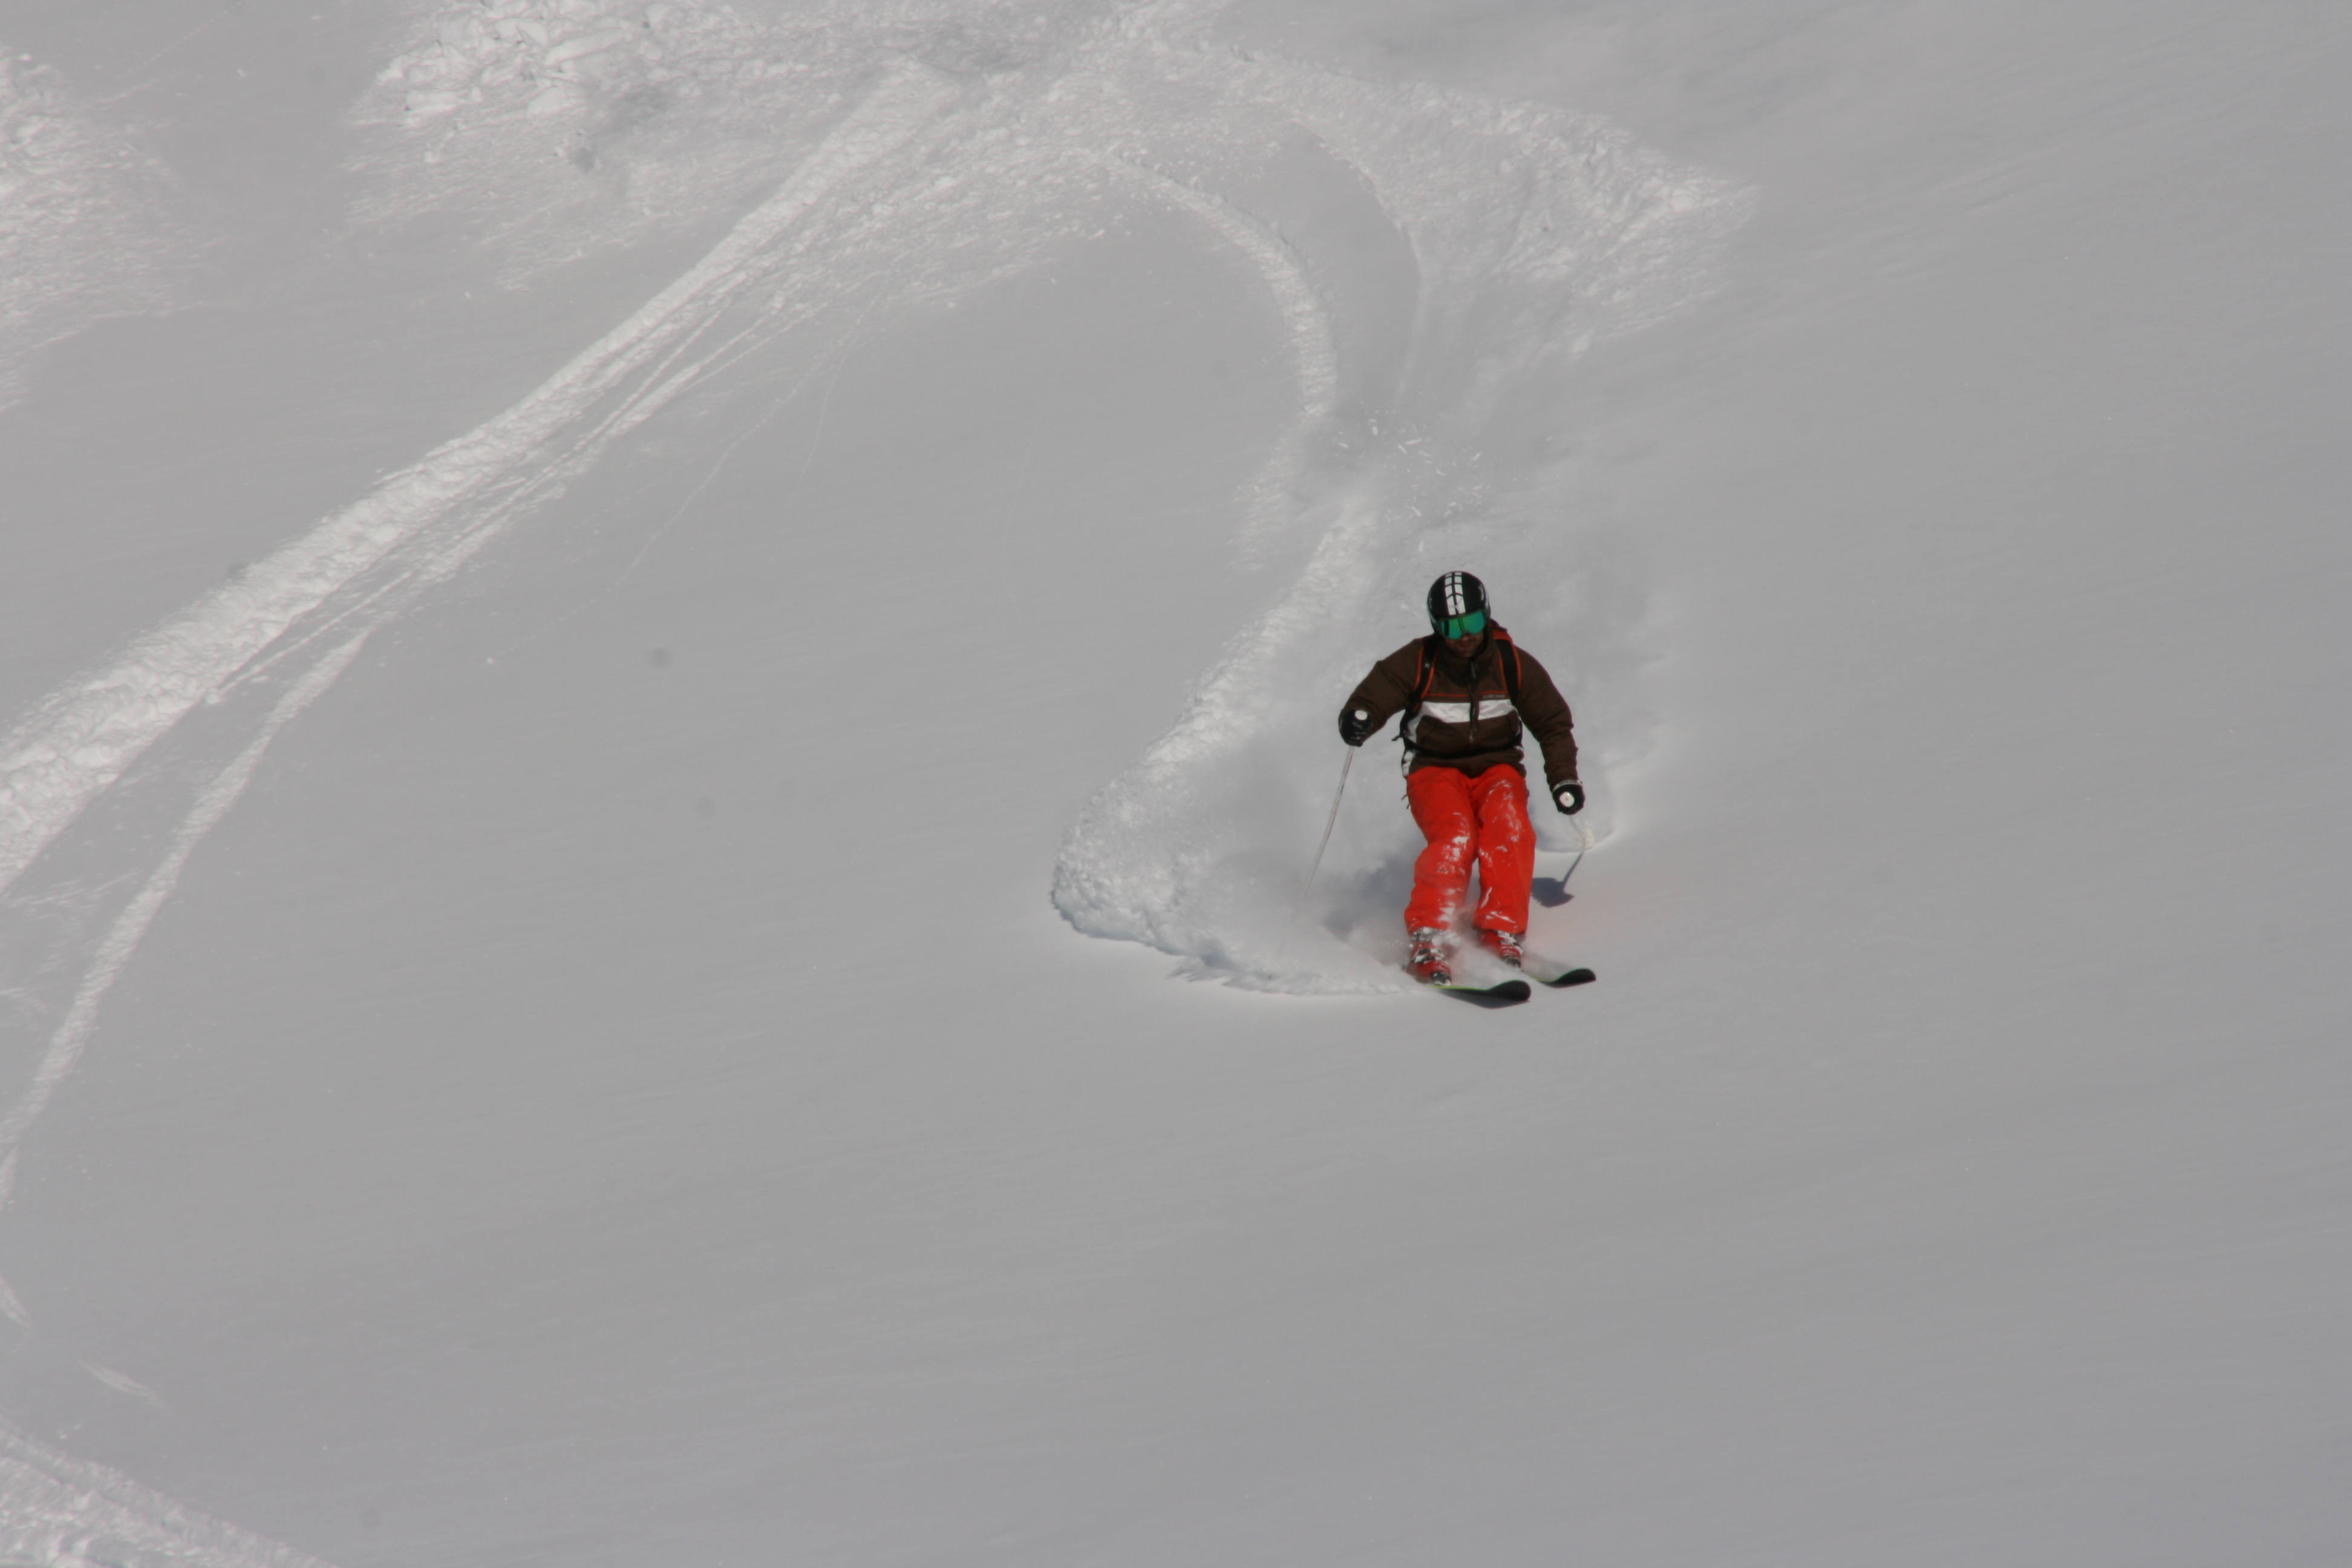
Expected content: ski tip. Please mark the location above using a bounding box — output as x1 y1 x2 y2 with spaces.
1432 979 1533 1007
1538 967 1597 988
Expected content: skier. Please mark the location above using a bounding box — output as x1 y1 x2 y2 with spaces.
1337 571 1583 986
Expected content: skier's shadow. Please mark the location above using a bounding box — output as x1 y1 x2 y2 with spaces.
1530 846 1587 909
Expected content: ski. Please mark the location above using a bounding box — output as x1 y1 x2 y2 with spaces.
1429 977 1533 1007
1520 954 1596 988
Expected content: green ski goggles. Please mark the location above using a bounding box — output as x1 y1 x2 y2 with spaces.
1434 609 1488 641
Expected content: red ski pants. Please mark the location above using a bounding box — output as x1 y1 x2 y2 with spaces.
1403 765 1535 935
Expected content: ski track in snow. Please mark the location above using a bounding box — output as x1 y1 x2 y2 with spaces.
1086 146 1339 549
0 9 1746 1549
0 59 962 904
1049 52 1752 990
338 0 1749 994
0 0 1745 975
0 635 372 1175
0 0 1753 1173
0 1417 339 1568
0 639 370 1566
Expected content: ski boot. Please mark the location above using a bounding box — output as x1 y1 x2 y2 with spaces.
1477 928 1525 969
1406 929 1454 985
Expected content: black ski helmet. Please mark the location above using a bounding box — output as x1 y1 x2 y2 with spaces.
1426 570 1491 633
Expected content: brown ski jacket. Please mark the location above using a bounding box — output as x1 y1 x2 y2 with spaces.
1341 626 1579 791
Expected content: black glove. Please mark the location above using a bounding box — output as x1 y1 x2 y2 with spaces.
1553 780 1585 815
1338 707 1376 747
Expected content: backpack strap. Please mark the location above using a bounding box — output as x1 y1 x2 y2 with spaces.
1497 628 1524 709
1412 636 1440 707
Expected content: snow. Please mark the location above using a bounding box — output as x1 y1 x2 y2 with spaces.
0 0 2347 1563
0 51 185 410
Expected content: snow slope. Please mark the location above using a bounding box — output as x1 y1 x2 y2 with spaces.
0 0 2346 1563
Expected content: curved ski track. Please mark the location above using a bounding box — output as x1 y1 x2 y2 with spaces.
0 5 1746 1553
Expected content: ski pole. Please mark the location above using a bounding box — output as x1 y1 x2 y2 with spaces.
1285 748 1354 939
1559 814 1593 885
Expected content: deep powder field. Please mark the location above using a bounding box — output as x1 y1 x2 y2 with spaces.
0 1 2346 1563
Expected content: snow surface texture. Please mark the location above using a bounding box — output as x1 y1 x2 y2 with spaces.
0 0 1740 1547
0 1421 334 1568
1050 59 1745 989
0 56 961 905
0 0 2347 1562
362 0 1753 991
0 51 184 410
1 0 1742 974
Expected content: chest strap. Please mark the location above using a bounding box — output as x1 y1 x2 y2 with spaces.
1412 631 1523 710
